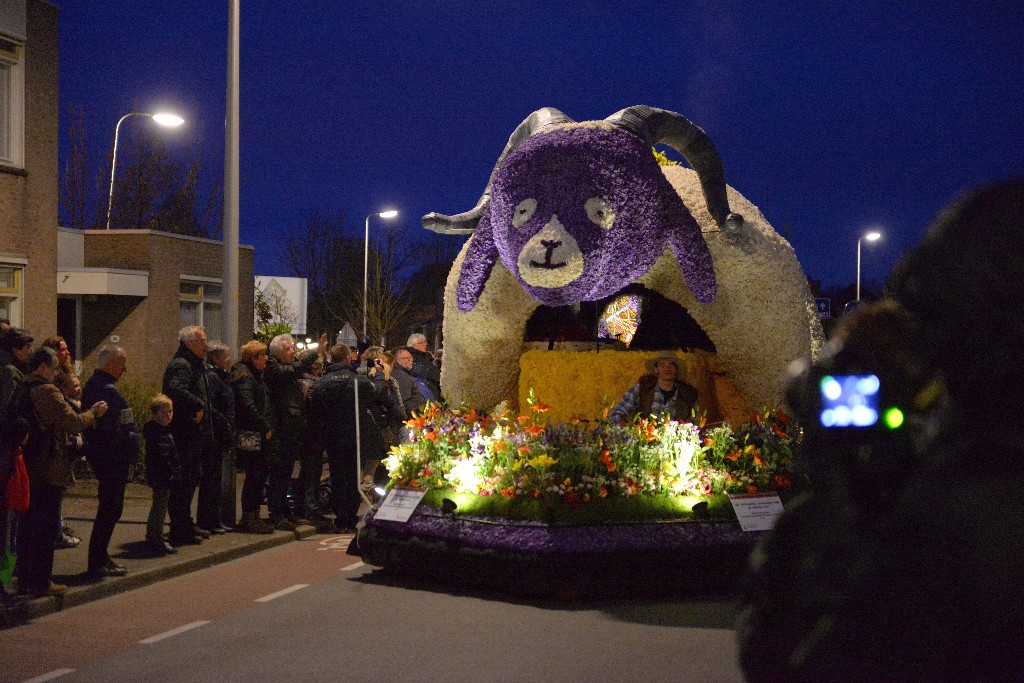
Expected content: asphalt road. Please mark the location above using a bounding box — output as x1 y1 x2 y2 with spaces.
4 536 746 683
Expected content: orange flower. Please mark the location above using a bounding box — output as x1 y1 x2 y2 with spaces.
517 445 531 456
464 407 480 423
773 423 788 439
777 411 790 425
597 486 608 498
530 402 551 413
698 415 707 428
746 485 758 494
410 479 420 487
406 415 426 430
703 437 714 446
500 486 516 498
524 424 544 437
424 430 438 442
725 450 741 462
517 415 531 425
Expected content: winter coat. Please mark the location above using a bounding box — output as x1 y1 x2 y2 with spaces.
143 420 183 489
229 362 274 437
406 347 441 403
307 368 390 464
263 357 305 443
206 363 235 452
391 365 426 417
22 374 97 488
161 343 213 458
0 348 25 423
81 369 141 481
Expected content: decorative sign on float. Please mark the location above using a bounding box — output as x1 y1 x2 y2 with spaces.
728 493 786 532
373 487 428 523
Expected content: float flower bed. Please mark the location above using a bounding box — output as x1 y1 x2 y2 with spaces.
358 397 800 597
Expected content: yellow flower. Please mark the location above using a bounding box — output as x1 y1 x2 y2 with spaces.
527 454 558 469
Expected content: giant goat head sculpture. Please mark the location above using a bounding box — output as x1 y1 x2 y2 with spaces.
423 106 744 311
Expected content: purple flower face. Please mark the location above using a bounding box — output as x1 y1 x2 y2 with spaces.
456 125 716 310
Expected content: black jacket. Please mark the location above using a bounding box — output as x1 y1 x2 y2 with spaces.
263 356 305 443
406 347 441 403
308 368 390 463
390 365 426 417
161 343 213 451
81 369 141 480
143 420 182 489
206 363 235 451
229 362 273 436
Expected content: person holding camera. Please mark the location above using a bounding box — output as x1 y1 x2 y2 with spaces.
737 180 1024 682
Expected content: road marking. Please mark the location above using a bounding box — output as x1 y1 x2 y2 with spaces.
341 561 365 571
139 620 211 644
22 669 75 683
317 535 354 551
254 584 310 602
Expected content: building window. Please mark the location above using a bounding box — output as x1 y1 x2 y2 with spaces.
180 280 222 341
0 35 24 167
0 263 23 326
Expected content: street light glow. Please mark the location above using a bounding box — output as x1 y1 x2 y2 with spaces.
151 113 185 127
378 210 399 219
856 229 884 301
864 231 881 242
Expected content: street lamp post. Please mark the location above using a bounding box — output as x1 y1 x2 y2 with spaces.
106 111 185 230
856 230 882 301
362 209 399 343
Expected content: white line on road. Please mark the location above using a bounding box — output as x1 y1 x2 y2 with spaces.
22 669 75 683
254 584 310 602
341 561 365 571
139 620 211 644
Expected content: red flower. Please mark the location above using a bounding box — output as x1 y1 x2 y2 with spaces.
746 485 758 493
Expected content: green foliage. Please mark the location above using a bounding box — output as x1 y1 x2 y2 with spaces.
112 378 162 482
254 321 293 345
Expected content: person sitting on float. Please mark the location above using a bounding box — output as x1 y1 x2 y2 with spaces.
608 351 699 424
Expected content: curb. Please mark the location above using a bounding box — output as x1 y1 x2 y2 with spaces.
14 525 320 622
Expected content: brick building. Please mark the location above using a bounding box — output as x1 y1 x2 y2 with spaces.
2 1 256 387
1 0 58 336
57 228 255 386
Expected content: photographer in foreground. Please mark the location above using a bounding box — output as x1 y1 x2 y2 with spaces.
738 179 1024 682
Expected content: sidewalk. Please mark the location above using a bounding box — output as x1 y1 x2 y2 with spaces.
3 473 323 624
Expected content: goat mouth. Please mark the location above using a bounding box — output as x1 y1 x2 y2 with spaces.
530 260 567 269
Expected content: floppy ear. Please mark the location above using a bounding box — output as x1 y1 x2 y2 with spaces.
663 191 718 304
456 213 500 312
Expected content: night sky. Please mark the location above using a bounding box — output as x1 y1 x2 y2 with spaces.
57 1 1024 291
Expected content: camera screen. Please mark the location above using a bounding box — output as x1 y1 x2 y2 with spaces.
819 374 880 427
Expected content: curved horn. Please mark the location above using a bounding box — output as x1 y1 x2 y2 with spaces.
606 105 743 233
421 107 575 234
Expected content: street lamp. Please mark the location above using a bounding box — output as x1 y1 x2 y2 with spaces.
106 111 185 230
856 230 882 301
362 209 399 342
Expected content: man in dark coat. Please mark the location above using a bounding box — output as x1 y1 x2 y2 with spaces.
82 345 140 577
161 325 213 545
391 348 426 417
0 327 32 423
201 343 234 533
307 365 391 533
263 333 304 529
405 333 441 403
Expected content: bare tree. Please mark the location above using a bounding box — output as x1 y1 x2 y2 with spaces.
58 105 88 230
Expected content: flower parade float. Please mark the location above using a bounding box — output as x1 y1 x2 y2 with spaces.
360 397 800 597
358 106 822 596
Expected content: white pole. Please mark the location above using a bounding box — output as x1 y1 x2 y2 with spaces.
856 237 862 302
222 0 240 353
363 214 370 344
106 113 144 230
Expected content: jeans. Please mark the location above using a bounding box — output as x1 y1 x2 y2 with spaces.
88 477 127 571
197 445 224 529
16 484 62 593
146 488 171 539
267 438 300 521
240 449 270 516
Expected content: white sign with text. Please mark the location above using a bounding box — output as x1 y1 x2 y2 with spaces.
373 487 428 523
728 492 785 532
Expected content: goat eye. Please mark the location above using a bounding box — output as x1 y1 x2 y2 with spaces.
512 198 537 228
585 197 615 230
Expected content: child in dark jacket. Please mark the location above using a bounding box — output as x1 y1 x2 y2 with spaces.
143 394 182 554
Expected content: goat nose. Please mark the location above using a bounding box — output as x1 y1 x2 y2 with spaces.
541 240 562 249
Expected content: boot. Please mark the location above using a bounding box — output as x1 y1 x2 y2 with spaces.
237 511 273 534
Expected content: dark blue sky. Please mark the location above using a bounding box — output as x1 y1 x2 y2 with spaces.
57 1 1024 290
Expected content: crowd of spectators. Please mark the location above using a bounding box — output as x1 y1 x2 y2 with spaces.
0 317 443 602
